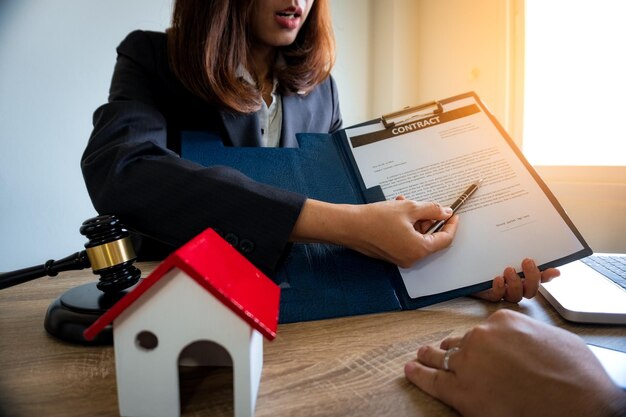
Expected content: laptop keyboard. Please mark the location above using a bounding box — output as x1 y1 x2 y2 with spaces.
581 254 626 291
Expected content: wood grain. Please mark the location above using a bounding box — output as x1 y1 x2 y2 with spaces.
1 263 624 417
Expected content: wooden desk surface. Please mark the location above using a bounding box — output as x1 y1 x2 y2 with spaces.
1 262 624 417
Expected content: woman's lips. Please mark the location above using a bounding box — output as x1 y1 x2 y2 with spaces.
275 8 302 30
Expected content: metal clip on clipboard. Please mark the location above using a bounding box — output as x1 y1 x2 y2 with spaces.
381 101 443 129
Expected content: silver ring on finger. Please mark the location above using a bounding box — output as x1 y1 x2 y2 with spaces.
443 347 460 372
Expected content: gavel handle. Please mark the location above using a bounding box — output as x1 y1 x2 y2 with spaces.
0 251 91 290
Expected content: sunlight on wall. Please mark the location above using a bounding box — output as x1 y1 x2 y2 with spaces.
523 1 626 166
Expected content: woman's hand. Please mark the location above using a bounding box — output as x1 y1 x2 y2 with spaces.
291 198 458 268
474 258 560 302
347 197 459 267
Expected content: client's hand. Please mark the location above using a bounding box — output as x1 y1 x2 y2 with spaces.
473 258 560 302
404 309 626 417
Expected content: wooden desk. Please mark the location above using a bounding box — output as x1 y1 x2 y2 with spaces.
1 263 624 417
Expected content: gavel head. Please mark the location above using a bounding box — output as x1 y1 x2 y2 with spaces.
80 214 141 294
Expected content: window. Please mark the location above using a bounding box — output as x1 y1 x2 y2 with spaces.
135 330 159 351
523 1 626 166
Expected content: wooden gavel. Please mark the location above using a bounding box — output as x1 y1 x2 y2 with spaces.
0 214 141 293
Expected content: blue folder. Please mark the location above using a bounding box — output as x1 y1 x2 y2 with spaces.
181 130 490 323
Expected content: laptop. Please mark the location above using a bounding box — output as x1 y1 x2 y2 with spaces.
539 253 626 324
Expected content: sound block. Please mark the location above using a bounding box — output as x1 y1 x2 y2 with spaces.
44 282 134 345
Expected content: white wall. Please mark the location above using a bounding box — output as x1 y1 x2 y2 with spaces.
332 0 516 130
335 0 512 126
329 0 372 126
0 0 172 271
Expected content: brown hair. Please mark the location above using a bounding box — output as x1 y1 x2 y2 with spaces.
168 0 335 114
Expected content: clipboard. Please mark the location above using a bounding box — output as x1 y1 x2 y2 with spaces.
381 100 443 128
343 91 591 305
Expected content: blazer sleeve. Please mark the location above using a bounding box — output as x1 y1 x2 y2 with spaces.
81 30 306 273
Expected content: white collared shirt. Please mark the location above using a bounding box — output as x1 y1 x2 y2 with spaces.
236 65 283 148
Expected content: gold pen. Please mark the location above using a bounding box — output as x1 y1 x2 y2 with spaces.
425 179 483 235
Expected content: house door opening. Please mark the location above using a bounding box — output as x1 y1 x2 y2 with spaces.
178 340 234 416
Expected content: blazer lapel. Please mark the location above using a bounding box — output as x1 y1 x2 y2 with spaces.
219 93 312 148
280 94 312 148
220 110 263 147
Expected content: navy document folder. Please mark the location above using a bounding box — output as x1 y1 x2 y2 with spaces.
181 91 591 323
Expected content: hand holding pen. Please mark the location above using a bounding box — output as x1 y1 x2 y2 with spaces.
425 179 483 235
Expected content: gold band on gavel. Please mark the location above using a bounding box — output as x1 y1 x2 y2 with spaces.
85 237 136 271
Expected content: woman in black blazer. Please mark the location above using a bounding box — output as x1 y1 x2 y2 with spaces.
81 0 558 302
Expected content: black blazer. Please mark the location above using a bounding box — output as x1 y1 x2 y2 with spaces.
81 30 343 274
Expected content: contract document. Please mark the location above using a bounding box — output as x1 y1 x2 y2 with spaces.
344 92 590 298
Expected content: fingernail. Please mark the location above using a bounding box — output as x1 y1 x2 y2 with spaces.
524 259 536 269
417 346 428 358
405 361 418 373
443 207 453 215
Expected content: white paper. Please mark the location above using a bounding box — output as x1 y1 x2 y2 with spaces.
345 95 585 298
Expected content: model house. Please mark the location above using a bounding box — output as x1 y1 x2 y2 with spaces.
84 228 280 417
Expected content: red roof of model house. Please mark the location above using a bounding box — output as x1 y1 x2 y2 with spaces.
83 228 280 341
